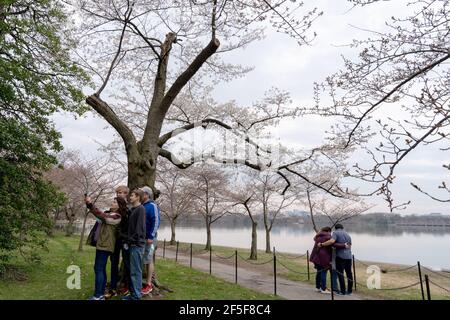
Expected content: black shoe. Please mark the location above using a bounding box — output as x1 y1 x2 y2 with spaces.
104 289 117 300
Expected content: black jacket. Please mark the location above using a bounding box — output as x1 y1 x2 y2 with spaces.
116 208 130 244
127 205 146 247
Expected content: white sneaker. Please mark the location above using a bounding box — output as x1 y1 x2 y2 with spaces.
315 288 321 292
320 289 331 294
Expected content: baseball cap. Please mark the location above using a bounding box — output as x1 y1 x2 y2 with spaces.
140 186 154 199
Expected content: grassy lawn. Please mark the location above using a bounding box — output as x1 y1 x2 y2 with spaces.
166 240 450 300
0 234 279 300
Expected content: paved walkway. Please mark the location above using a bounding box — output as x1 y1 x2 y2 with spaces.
156 249 371 300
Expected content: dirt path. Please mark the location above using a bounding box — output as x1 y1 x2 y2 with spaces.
156 249 373 300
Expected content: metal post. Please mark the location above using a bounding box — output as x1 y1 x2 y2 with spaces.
330 265 335 300
190 243 193 268
352 254 357 292
176 241 179 262
163 239 166 258
235 250 238 284
209 245 212 275
273 246 277 296
417 261 425 300
306 250 310 281
425 275 431 300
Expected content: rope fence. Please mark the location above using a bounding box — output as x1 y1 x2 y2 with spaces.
333 268 422 291
355 258 418 273
237 253 273 265
162 239 450 299
369 281 422 291
380 265 418 273
428 279 450 294
276 252 308 260
277 259 316 275
214 252 236 260
421 266 450 280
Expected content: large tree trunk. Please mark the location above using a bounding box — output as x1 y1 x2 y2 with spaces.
205 217 212 250
249 221 258 260
86 33 220 196
78 211 89 251
265 228 271 253
127 147 158 191
170 219 176 245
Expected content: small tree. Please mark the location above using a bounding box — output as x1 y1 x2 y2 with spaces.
229 186 259 260
188 163 231 250
314 197 372 229
46 151 124 249
256 171 297 253
300 170 348 232
156 159 194 245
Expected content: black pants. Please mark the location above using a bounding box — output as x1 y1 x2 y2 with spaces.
110 239 130 290
110 241 120 290
336 257 353 294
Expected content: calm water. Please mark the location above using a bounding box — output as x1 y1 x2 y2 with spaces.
156 223 450 269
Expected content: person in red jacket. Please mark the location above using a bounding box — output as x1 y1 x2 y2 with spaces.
310 227 333 294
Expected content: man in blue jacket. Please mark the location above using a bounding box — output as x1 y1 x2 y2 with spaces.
140 186 161 295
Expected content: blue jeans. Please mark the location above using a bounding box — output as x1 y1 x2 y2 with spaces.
314 264 328 291
94 249 111 297
331 270 339 292
129 246 144 300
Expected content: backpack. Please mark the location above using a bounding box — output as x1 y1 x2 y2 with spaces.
86 220 102 247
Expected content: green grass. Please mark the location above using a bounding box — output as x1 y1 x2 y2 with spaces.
166 240 450 300
0 234 279 300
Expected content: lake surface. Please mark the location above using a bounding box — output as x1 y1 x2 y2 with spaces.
156 222 450 269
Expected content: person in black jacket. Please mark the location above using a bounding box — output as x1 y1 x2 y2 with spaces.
106 185 130 298
122 189 146 300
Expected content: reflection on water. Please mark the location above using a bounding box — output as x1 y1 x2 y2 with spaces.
157 221 450 269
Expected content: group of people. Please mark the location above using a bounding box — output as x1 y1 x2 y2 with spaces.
310 223 354 296
85 185 160 300
84 184 353 299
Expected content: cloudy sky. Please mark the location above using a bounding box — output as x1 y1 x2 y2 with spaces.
53 0 449 215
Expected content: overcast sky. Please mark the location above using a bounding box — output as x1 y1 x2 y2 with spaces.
53 0 449 215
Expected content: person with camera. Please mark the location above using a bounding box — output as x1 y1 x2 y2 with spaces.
84 195 127 300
